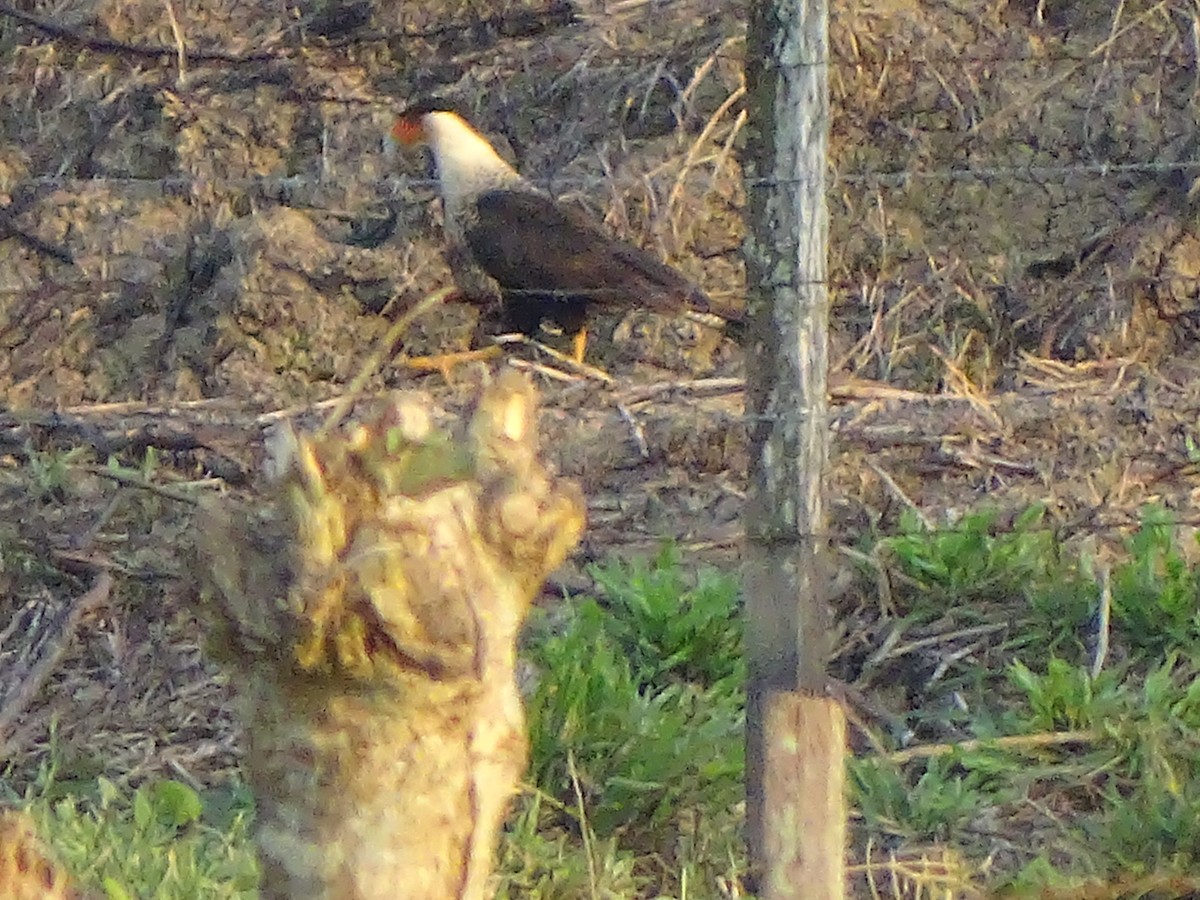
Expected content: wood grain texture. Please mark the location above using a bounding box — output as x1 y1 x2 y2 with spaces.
195 371 585 900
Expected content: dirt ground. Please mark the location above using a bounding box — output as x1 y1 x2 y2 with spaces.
2 0 1200 887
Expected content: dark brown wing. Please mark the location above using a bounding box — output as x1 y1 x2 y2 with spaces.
463 189 714 315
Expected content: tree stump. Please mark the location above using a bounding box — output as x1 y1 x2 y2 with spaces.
194 371 585 900
0 811 91 900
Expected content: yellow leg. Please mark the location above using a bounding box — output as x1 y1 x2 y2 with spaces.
400 346 502 380
571 328 588 364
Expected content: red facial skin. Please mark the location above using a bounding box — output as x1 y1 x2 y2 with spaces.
391 116 425 147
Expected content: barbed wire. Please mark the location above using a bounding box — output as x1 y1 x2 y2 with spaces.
4 152 1199 201
4 396 1200 543
2 270 1197 298
3 10 1199 450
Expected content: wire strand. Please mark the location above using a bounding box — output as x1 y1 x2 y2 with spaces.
5 153 1199 198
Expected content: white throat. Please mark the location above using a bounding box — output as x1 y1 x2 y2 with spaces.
423 112 522 211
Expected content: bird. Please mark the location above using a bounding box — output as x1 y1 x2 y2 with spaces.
391 99 738 368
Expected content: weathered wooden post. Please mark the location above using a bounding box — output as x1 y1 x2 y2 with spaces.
195 371 585 900
741 0 846 896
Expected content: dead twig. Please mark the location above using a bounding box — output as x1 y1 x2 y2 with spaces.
866 459 933 531
886 729 1100 765
0 2 278 62
510 336 616 384
0 411 250 485
162 0 188 82
0 2 576 66
1090 562 1112 680
319 286 456 437
0 211 73 265
0 572 114 756
618 376 744 405
929 345 1003 432
82 465 204 505
615 402 650 459
933 443 1039 476
506 357 591 384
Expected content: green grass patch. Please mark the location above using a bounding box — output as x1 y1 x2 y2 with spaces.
14 510 1200 897
852 506 1200 896
5 768 257 899
515 545 746 895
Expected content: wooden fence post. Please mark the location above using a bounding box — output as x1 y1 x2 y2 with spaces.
741 0 846 896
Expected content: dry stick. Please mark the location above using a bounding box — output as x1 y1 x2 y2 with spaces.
0 416 251 486
935 443 1038 476
608 372 946 408
1020 351 1147 384
876 623 1008 665
567 750 600 900
852 844 982 900
1090 562 1112 680
0 211 74 265
506 358 585 384
680 35 744 110
865 459 933 531
317 286 455 437
616 376 744 405
0 572 114 755
83 465 201 505
707 107 749 197
1 409 214 448
835 545 896 618
666 82 747 224
62 397 247 415
886 728 1100 765
9 158 1200 200
928 346 1003 431
162 0 188 83
254 391 400 426
832 283 921 375
504 335 615 384
614 402 650 459
926 640 989 686
968 0 1170 137
0 2 278 62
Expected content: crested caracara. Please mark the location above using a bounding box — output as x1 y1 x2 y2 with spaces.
392 100 736 364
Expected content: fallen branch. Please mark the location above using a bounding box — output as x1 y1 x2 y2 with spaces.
0 2 577 66
886 728 1099 765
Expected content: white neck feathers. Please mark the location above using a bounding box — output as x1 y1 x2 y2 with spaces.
423 112 522 206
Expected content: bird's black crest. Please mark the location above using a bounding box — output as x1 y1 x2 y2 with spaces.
399 97 472 121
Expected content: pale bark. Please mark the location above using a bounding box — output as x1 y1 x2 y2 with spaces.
0 811 93 900
195 371 585 900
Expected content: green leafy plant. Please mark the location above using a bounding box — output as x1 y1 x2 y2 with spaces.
16 773 257 899
24 444 87 500
1007 657 1124 731
589 543 743 689
1111 509 1200 653
525 595 744 836
878 505 1056 609
850 755 990 842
